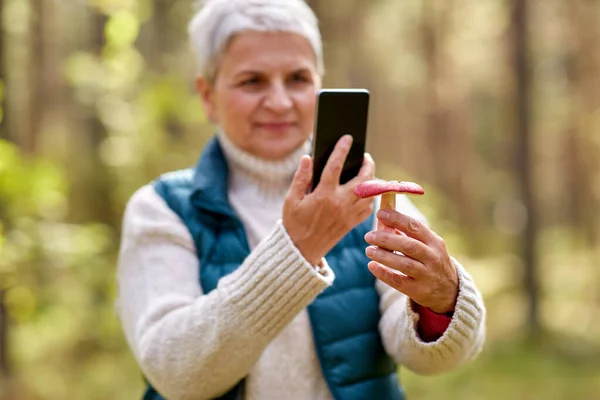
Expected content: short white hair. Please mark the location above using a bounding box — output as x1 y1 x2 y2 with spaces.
188 0 324 83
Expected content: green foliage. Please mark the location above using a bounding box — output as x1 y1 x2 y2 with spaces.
0 141 66 219
2 0 600 398
105 11 140 50
402 336 600 400
0 140 141 399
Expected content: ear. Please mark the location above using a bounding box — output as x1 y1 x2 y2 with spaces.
195 76 218 123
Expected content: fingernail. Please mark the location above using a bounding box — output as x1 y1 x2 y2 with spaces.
378 209 391 218
368 262 380 273
366 246 376 256
343 135 353 145
365 232 375 241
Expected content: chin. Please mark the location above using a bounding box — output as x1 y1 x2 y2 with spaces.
257 139 305 161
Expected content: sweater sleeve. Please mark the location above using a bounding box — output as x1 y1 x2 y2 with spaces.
377 259 486 374
375 194 486 374
115 185 334 400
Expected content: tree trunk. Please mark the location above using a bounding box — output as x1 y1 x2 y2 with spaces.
420 0 478 229
29 0 47 154
420 0 442 189
571 0 600 248
153 0 170 74
0 0 6 141
67 7 114 225
3 0 33 152
0 0 12 395
511 0 540 337
564 0 600 324
86 9 114 225
0 289 9 400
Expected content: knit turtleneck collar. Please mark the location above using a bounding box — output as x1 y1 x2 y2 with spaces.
217 129 311 191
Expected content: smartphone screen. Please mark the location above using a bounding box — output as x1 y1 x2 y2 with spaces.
310 89 370 191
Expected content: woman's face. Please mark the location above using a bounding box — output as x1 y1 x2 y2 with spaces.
196 31 321 161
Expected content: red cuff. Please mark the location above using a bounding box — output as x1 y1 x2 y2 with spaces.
414 303 452 343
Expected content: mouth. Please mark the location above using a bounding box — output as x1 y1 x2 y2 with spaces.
254 122 297 132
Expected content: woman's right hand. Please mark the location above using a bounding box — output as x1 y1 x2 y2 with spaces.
283 135 375 266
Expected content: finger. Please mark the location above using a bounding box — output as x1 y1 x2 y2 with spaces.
356 204 375 224
365 230 435 264
368 261 414 293
365 246 425 278
351 196 375 211
352 193 374 207
376 209 437 245
347 197 375 223
319 135 352 188
348 152 375 185
345 154 375 207
286 155 313 202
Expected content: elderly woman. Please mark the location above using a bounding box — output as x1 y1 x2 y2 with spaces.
115 0 486 399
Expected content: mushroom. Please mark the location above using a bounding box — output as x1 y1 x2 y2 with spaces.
354 179 424 232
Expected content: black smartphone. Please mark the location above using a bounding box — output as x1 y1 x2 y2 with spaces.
310 89 370 191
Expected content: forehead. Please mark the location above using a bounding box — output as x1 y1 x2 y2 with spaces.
219 31 318 75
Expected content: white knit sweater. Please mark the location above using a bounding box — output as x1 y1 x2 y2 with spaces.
115 132 486 400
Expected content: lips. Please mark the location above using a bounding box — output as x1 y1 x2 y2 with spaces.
254 122 297 134
255 122 296 129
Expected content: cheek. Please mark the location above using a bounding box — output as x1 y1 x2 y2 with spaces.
221 94 256 125
298 94 317 128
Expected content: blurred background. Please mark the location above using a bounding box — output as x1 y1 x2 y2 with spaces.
1 0 600 398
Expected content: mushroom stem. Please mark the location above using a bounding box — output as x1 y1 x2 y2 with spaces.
354 179 424 234
378 192 396 232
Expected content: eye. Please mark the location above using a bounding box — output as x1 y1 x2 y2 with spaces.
289 72 311 84
239 76 262 86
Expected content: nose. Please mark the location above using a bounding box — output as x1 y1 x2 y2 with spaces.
263 82 293 113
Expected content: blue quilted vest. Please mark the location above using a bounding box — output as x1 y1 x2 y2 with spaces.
144 137 404 400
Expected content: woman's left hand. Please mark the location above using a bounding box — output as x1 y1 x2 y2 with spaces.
364 209 459 314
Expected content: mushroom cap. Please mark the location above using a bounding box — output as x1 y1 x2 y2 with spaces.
354 179 425 198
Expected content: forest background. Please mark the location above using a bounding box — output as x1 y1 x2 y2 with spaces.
1 0 600 399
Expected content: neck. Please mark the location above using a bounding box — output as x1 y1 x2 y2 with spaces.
217 129 310 197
